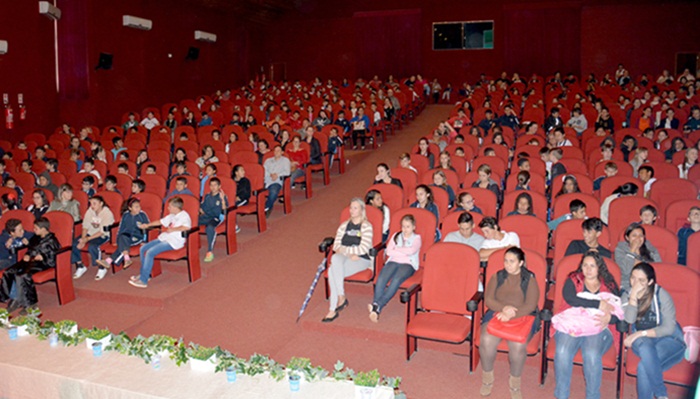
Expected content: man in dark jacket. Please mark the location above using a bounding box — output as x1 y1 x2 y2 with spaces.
0 217 61 314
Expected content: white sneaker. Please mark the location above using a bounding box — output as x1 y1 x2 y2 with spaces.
95 268 108 281
73 266 88 280
235 225 241 233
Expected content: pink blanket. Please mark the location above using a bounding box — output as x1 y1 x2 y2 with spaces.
552 292 624 337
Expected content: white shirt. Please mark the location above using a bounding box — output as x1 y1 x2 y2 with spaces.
157 211 192 250
644 177 656 196
481 231 520 249
141 117 160 130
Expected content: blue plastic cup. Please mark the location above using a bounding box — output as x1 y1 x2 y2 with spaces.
289 375 300 392
226 367 237 382
49 333 58 347
92 342 103 357
8 327 18 340
152 354 161 370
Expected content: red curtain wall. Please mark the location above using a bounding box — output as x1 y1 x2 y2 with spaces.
503 3 581 77
353 9 422 79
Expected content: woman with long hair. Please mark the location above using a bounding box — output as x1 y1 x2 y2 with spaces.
614 223 661 292
323 198 373 322
480 247 540 399
677 147 698 179
368 214 421 322
507 192 535 217
556 175 581 197
621 263 686 399
416 138 435 169
365 190 390 242
26 189 49 219
553 251 620 399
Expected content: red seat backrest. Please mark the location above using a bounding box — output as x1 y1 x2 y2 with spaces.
551 219 611 265
608 196 658 241
663 200 700 232
552 193 601 219
421 243 481 314
499 215 549 257
366 183 404 214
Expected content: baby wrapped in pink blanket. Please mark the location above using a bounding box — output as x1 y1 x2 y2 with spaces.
552 292 624 337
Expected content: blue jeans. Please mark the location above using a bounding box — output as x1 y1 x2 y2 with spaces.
372 261 415 311
290 169 305 186
265 183 282 210
631 332 686 399
71 236 109 267
554 329 613 399
109 234 143 265
199 218 223 252
138 240 174 284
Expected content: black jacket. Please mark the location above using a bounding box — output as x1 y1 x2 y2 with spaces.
27 232 61 269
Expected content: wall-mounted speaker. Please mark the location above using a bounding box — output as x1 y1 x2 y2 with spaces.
186 46 200 60
95 53 113 70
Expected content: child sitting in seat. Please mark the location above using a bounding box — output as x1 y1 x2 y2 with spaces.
97 198 149 271
200 178 228 262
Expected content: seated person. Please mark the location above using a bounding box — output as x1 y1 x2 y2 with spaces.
398 152 418 174
0 217 60 314
621 263 686 399
639 205 658 226
455 192 483 214
79 158 102 185
506 192 536 217
677 206 700 265
478 216 520 261
232 164 251 206
564 217 612 258
129 196 192 289
200 164 217 198
553 251 620 399
47 184 81 222
479 247 539 398
431 170 455 208
0 219 32 270
548 199 587 231
195 145 219 168
323 198 373 322
81 175 96 198
514 170 530 191
593 162 618 191
638 165 656 197
549 148 567 181
26 189 50 220
410 184 440 241
165 177 194 203
365 190 390 243
368 214 421 322
373 163 403 188
443 211 485 251
72 196 115 281
104 175 121 195
36 172 58 197
200 178 228 263
97 198 149 271
263 145 290 217
600 183 638 224
287 136 309 189
614 223 662 292
471 164 501 201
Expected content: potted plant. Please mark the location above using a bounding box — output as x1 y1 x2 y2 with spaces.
354 369 380 399
216 349 245 382
186 343 218 373
331 361 356 381
10 309 41 337
0 308 9 327
285 356 310 391
81 327 112 350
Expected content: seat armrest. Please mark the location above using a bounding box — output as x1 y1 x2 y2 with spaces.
253 188 268 196
467 291 483 312
540 308 553 322
318 237 335 253
369 241 387 257
56 245 72 254
399 284 421 303
616 320 629 333
182 226 200 237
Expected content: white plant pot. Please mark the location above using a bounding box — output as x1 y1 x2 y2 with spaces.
189 355 217 373
15 325 29 337
85 335 112 350
65 325 78 336
354 385 376 399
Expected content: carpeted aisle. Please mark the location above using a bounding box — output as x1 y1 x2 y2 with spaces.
35 105 687 398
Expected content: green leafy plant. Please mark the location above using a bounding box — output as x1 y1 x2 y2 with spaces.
0 308 9 327
185 343 217 361
332 361 356 381
285 356 327 382
80 327 111 341
240 353 270 377
215 349 246 373
10 310 42 334
354 369 381 387
108 332 134 355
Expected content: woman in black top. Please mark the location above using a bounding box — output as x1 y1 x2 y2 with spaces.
26 189 49 219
